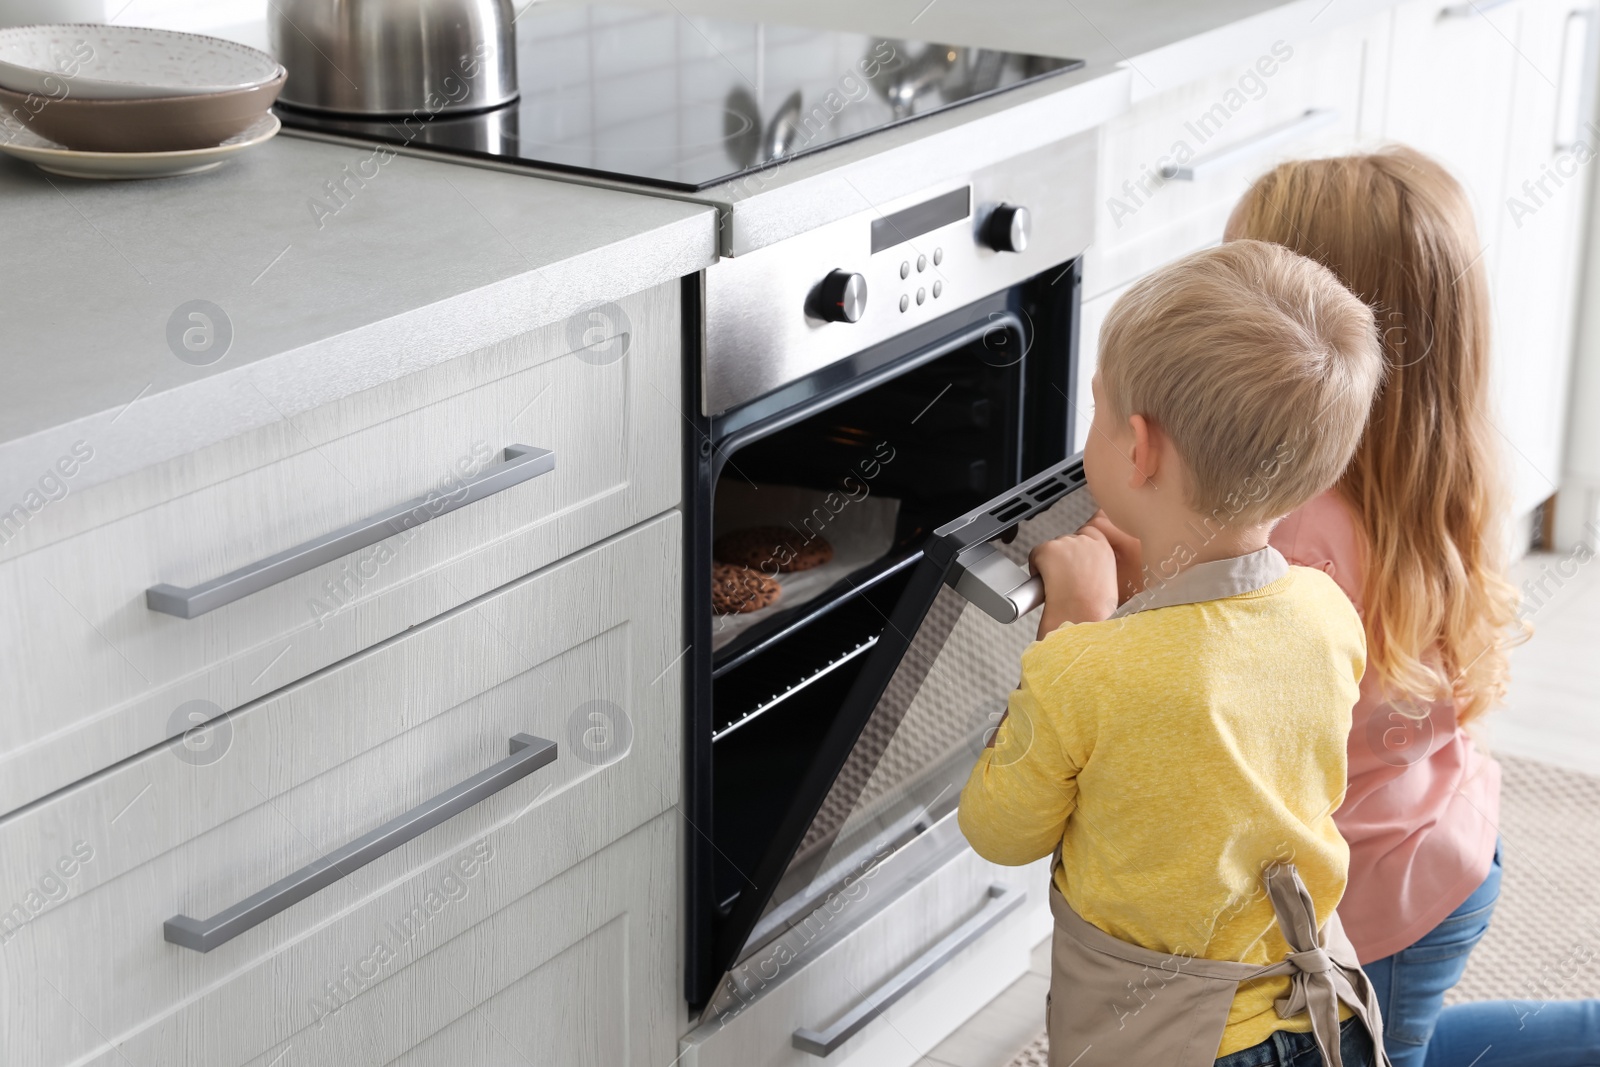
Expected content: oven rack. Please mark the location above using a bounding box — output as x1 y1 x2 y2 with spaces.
711 636 880 743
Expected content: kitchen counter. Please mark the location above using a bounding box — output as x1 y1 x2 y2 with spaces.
0 134 716 502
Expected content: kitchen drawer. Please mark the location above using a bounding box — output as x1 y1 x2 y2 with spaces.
368 814 679 1067
680 820 1050 1067
1087 21 1375 297
72 814 682 1067
0 514 681 1067
0 282 682 816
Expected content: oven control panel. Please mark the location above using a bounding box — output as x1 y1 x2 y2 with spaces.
702 130 1094 417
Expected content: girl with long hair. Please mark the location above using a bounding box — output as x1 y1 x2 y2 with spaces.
1228 146 1600 1066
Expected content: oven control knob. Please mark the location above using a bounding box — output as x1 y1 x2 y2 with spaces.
814 270 868 323
984 204 1031 253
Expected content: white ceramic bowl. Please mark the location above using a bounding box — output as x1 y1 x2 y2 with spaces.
0 24 282 100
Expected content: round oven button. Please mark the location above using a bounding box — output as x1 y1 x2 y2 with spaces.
814 270 867 322
933 280 943 298
917 254 927 272
900 261 910 279
899 294 910 312
983 204 1031 253
933 247 943 265
916 287 926 305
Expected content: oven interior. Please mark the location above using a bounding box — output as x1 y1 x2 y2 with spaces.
707 325 1031 912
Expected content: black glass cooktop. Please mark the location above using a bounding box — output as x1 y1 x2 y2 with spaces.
275 4 1084 191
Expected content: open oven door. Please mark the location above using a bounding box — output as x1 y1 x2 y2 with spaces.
700 451 1098 1014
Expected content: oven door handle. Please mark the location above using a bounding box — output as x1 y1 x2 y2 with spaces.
950 542 1045 624
791 882 1026 1057
939 454 1098 624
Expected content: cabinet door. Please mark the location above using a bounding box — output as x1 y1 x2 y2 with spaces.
1493 0 1597 519
0 281 684 817
0 515 681 1067
1385 0 1598 524
1086 18 1378 299
1383 0 1522 250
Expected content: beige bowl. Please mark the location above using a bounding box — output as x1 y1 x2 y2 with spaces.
0 70 283 152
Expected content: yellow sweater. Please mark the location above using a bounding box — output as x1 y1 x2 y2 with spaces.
958 568 1365 1057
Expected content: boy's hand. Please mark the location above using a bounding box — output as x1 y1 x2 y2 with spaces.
1085 510 1145 603
1029 526 1119 638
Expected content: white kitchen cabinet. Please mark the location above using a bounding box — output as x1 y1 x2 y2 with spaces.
1382 0 1523 238
0 514 681 1067
0 280 683 817
1071 282 1132 454
84 814 682 1067
1492 0 1597 521
1084 15 1387 300
1382 0 1598 530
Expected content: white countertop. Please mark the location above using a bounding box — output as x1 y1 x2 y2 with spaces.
0 134 715 502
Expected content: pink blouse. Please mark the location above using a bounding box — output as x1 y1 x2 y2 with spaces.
1271 490 1501 963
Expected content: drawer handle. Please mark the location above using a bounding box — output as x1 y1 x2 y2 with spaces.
1159 108 1340 181
791 883 1026 1057
146 444 556 619
164 733 557 952
1440 0 1516 17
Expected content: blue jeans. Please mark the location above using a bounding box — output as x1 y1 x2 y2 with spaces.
1364 841 1600 1066
1215 1018 1377 1066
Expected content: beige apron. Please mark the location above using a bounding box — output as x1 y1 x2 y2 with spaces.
1045 864 1391 1067
1040 549 1389 1066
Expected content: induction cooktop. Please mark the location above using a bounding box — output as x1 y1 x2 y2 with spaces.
274 4 1085 192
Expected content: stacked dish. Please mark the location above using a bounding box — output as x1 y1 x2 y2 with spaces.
0 24 284 178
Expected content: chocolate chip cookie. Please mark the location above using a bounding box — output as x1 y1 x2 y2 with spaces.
711 562 781 615
714 525 834 573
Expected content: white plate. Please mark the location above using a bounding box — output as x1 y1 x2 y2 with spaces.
0 112 279 178
0 24 282 100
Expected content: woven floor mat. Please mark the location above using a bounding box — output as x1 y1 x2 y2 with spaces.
1003 755 1600 1066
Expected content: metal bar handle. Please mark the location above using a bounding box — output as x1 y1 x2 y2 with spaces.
1554 9 1594 151
947 484 1099 624
792 883 1026 1057
1440 0 1516 17
164 733 557 952
147 444 556 619
1160 108 1339 181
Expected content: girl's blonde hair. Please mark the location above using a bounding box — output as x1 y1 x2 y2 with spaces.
1231 146 1525 725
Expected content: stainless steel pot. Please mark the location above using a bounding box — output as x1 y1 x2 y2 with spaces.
270 0 518 117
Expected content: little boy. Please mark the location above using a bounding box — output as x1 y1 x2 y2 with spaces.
959 241 1389 1067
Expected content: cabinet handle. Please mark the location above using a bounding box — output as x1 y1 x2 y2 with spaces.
1555 9 1593 151
1440 0 1516 17
1159 108 1339 181
791 883 1026 1057
164 733 557 952
146 445 555 619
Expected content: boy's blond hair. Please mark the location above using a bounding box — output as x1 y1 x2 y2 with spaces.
1098 239 1383 526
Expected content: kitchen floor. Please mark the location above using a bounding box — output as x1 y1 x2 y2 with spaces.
914 547 1600 1067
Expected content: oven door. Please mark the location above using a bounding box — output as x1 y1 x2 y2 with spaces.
701 454 1097 1010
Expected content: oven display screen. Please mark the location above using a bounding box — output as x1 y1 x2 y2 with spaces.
870 187 971 254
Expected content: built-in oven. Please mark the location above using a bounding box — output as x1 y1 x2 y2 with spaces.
682 130 1098 1013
